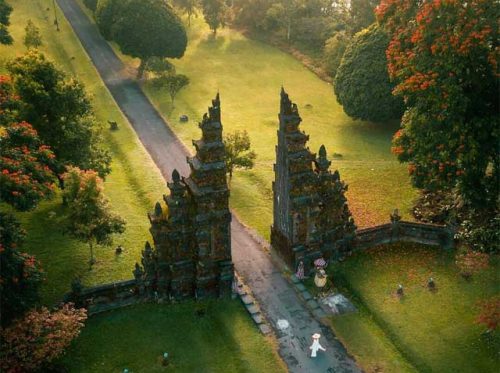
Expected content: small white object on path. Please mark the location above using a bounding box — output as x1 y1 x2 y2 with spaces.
309 333 326 358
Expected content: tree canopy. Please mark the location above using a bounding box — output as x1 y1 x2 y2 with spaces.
201 0 227 36
97 0 187 78
7 51 111 178
223 130 256 179
24 20 43 49
0 0 13 45
377 0 499 206
334 24 404 122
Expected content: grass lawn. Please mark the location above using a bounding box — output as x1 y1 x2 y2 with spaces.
329 243 499 373
0 0 166 304
78 6 417 238
1 2 285 372
61 301 286 373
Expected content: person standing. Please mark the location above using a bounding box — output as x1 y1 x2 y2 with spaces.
309 333 326 357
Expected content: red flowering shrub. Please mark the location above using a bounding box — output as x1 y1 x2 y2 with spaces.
0 303 87 372
0 121 56 211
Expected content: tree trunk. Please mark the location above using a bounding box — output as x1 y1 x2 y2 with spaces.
286 20 291 42
89 242 95 267
137 58 147 79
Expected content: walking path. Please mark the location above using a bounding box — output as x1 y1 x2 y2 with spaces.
57 1 360 371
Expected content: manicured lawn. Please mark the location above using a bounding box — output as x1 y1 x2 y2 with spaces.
0 0 166 304
329 243 499 373
81 8 417 238
61 301 286 373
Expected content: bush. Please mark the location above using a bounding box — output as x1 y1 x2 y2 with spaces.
334 24 404 123
0 304 87 372
323 31 349 78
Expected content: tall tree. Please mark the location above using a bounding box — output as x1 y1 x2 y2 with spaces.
62 167 126 265
7 51 111 178
153 73 190 105
0 212 44 326
377 0 499 207
99 0 187 78
223 130 256 179
334 24 404 122
0 0 13 45
173 0 197 26
201 0 227 36
349 0 378 34
23 20 43 49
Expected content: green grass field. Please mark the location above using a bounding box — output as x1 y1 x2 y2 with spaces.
0 0 167 304
1 2 285 371
61 301 286 373
88 10 417 238
329 243 499 373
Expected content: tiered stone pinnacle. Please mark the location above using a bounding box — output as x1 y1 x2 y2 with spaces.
134 94 232 300
271 88 356 270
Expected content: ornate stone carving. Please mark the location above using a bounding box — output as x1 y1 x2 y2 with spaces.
271 89 356 270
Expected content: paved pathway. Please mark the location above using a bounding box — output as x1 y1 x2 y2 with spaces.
57 1 361 371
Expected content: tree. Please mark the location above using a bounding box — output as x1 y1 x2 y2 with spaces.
154 73 190 105
334 24 404 122
0 303 87 372
173 0 197 26
377 0 499 207
201 0 227 36
23 20 43 49
0 212 44 326
0 122 57 211
349 0 378 34
223 130 256 179
95 0 124 40
0 0 13 45
99 0 187 78
62 167 126 265
265 0 301 42
7 51 111 178
323 31 349 78
144 56 176 78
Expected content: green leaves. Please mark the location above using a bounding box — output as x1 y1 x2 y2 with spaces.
223 130 256 179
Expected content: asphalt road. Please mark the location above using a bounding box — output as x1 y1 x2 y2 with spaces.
56 1 361 371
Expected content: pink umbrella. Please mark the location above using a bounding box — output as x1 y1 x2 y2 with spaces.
314 257 327 268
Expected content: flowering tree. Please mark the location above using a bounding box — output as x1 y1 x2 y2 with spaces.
0 212 44 326
377 0 499 207
476 297 500 333
0 121 57 211
0 303 87 372
62 167 126 265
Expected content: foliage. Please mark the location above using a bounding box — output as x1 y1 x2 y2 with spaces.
0 303 87 372
7 51 111 177
62 167 126 264
377 0 499 207
200 0 227 36
173 0 197 26
23 20 42 49
153 73 190 104
0 121 57 211
99 0 187 78
0 212 44 327
223 130 256 179
455 249 489 279
349 0 377 34
0 75 21 127
334 24 404 122
455 214 500 254
476 297 500 332
83 0 98 12
144 56 176 77
0 0 13 45
323 31 349 77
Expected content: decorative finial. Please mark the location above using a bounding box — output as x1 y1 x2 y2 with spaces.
172 169 180 183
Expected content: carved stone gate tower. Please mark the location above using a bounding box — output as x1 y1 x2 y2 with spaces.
271 89 356 270
136 94 233 300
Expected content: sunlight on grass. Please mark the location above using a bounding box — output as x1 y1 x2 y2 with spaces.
330 243 499 373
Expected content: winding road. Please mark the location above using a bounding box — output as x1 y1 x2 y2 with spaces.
56 1 361 371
